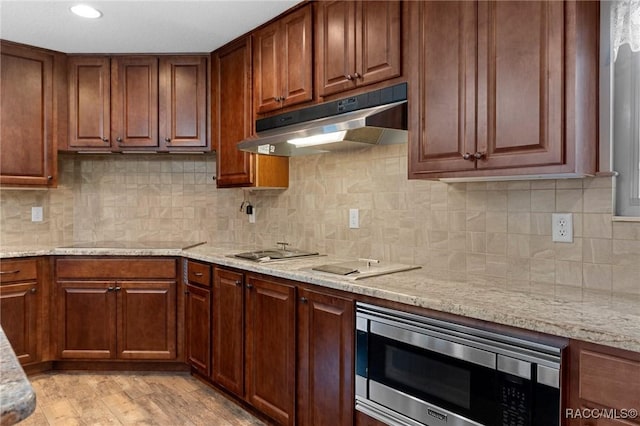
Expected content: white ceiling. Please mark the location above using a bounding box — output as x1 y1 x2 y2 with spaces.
0 0 300 53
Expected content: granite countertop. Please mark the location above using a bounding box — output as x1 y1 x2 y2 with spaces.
2 242 640 353
0 327 36 425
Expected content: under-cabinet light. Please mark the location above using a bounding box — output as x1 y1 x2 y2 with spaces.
287 131 347 147
70 4 102 19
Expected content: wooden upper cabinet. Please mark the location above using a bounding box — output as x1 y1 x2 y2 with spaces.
316 1 401 97
212 37 289 188
68 56 111 149
409 1 599 179
159 56 208 149
1 41 60 187
67 54 208 152
253 4 313 114
111 56 159 148
408 1 477 174
476 1 564 170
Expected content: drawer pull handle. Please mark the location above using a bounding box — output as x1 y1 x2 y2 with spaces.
193 272 204 277
0 270 20 275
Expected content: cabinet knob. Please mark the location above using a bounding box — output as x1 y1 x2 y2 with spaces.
116 137 122 143
462 152 474 161
114 286 121 292
184 290 190 295
165 137 171 143
211 175 216 181
246 283 253 289
102 137 109 142
474 152 486 160
47 176 53 180
274 96 281 102
30 288 37 294
235 280 242 286
353 72 361 79
300 296 308 304
107 286 115 292
345 74 353 80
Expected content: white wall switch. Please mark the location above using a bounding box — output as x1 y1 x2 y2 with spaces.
31 206 43 222
248 207 256 224
552 213 573 243
349 208 359 229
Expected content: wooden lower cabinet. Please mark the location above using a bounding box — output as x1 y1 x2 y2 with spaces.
185 283 211 376
117 281 176 359
297 288 354 426
58 280 116 359
211 267 354 426
567 340 640 426
55 257 178 361
245 274 296 425
0 282 39 364
0 258 43 365
212 267 245 396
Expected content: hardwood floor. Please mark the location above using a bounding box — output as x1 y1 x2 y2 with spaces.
21 371 267 425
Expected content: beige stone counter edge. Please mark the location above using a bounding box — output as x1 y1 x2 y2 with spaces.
1 245 639 354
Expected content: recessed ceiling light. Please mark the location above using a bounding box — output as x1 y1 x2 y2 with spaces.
70 4 102 19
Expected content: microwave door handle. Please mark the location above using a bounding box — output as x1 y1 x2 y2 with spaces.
370 322 496 370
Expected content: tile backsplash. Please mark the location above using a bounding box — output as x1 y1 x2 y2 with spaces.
1 145 639 295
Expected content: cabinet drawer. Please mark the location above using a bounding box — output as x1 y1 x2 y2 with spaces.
0 259 37 283
56 258 176 279
186 260 211 287
579 349 640 411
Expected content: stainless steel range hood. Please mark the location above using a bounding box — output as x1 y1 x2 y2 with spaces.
238 83 408 156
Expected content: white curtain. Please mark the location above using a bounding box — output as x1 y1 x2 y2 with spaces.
612 0 640 62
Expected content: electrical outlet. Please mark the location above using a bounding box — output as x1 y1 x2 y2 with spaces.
349 208 359 229
31 206 43 222
552 213 573 243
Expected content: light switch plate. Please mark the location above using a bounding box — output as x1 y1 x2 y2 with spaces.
349 208 359 229
31 206 43 222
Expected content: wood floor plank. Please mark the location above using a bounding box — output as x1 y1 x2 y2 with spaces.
40 400 82 426
22 371 267 425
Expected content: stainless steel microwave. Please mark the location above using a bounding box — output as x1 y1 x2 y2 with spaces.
355 303 565 426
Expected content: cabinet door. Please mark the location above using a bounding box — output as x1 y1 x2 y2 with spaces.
408 1 477 177
212 268 245 397
297 289 354 426
253 21 282 114
159 56 208 149
0 282 38 364
1 42 55 185
111 56 159 148
68 56 111 149
212 37 254 187
245 275 296 425
185 283 211 376
476 1 564 170
116 280 177 360
58 281 116 359
356 1 402 87
316 0 356 97
280 4 313 109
